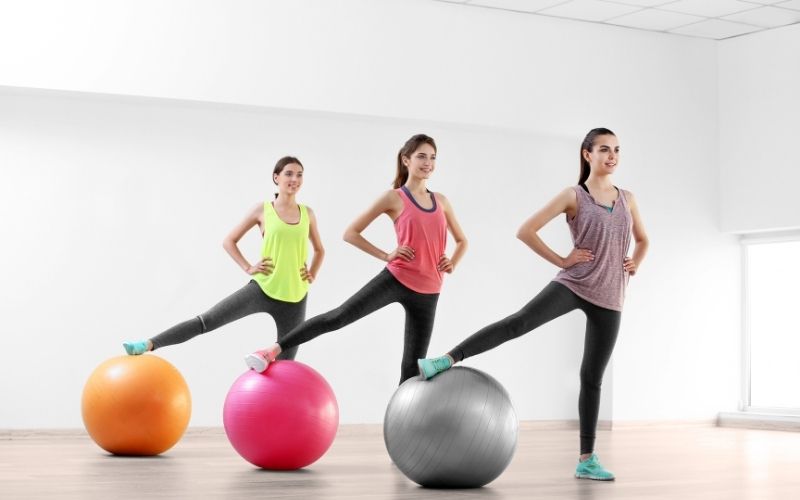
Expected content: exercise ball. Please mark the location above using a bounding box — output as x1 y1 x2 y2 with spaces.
223 360 339 470
384 366 518 488
81 355 191 455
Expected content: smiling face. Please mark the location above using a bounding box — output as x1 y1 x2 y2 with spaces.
273 163 304 195
402 143 436 181
583 134 619 176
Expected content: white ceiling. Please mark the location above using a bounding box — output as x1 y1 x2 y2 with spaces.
435 0 800 39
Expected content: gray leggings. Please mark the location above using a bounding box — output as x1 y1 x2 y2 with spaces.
448 281 621 454
279 269 440 384
149 280 306 360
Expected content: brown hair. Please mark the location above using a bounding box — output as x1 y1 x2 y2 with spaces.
273 156 303 198
393 134 437 189
578 128 615 185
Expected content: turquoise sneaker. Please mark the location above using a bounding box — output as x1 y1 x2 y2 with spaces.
123 340 149 355
417 355 452 380
575 453 615 481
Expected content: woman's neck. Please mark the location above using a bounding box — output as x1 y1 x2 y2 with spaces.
274 192 297 205
404 178 428 195
585 174 614 191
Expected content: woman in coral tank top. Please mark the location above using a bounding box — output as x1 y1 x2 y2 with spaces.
246 134 468 385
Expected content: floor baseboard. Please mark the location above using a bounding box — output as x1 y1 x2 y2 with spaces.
717 412 800 432
0 419 723 440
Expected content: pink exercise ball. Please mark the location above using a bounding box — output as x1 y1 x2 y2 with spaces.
223 360 339 470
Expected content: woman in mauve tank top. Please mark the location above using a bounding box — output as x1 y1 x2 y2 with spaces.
419 128 649 481
246 134 469 385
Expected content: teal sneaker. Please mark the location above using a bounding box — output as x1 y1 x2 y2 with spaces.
575 454 615 481
123 340 149 355
417 355 452 380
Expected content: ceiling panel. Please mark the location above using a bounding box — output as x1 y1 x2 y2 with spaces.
435 0 800 39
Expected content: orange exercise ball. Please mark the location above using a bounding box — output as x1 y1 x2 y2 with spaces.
82 355 191 455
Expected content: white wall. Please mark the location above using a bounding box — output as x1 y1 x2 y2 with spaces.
0 88 585 428
0 0 714 137
719 23 800 233
0 0 739 429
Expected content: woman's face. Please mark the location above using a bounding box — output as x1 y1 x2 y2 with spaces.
584 134 620 176
274 163 304 194
402 143 437 181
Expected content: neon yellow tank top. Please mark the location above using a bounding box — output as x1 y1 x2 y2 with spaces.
252 202 309 303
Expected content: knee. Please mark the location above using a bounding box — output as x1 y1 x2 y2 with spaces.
196 316 210 334
320 309 348 330
579 370 604 391
503 313 531 339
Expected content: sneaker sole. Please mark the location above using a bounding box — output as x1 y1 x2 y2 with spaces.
417 360 433 380
244 354 268 373
123 342 144 355
575 473 615 481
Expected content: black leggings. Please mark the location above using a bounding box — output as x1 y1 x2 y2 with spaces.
448 281 621 454
149 280 306 360
279 268 440 384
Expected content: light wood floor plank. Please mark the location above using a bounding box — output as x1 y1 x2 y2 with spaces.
1 424 798 499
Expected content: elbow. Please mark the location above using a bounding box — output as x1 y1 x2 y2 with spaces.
342 228 357 244
517 228 538 248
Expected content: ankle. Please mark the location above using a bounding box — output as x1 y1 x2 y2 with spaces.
446 350 464 363
260 344 281 361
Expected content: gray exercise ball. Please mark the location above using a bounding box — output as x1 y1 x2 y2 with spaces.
383 366 518 488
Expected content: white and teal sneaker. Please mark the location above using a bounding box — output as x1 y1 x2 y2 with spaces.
123 340 149 355
575 454 615 481
417 355 453 380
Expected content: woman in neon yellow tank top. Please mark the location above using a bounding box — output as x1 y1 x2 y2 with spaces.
122 156 325 360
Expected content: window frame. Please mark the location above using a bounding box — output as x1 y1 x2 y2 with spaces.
740 231 800 416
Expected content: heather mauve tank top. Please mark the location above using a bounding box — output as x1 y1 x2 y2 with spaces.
386 186 448 294
553 185 632 311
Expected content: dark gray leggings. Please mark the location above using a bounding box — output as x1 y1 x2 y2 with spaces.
448 281 621 455
279 268 440 385
149 280 306 360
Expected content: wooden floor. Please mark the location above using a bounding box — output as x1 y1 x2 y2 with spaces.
1 423 798 499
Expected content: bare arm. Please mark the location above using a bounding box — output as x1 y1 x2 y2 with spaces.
302 206 326 282
222 203 272 275
342 190 406 262
516 187 592 269
623 191 649 276
436 194 468 273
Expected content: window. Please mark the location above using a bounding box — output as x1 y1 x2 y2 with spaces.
742 236 800 413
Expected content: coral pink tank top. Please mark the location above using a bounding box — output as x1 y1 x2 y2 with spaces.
386 186 448 294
